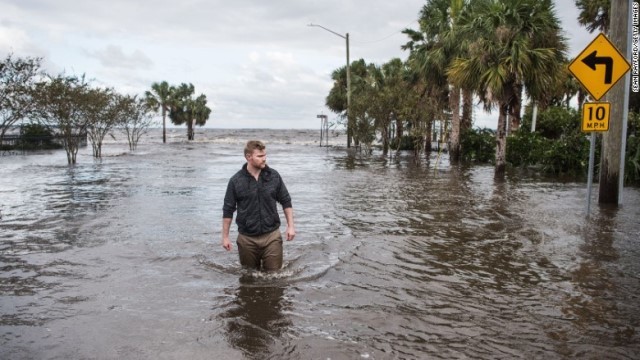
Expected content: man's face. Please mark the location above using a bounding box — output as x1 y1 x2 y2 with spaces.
247 149 267 169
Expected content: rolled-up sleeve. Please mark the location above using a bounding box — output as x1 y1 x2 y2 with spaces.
277 178 292 209
222 179 236 218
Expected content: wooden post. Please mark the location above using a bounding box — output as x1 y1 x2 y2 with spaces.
599 0 630 205
317 115 328 147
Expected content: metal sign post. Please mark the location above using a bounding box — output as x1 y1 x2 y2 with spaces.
586 132 597 215
582 103 611 216
582 102 611 216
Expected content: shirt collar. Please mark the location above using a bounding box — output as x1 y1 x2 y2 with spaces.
241 163 271 179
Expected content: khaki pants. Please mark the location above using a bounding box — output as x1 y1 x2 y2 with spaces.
237 229 283 272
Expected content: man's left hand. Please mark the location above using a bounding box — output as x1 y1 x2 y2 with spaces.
286 226 296 241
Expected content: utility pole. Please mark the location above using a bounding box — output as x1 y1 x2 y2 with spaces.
346 33 352 148
599 0 630 205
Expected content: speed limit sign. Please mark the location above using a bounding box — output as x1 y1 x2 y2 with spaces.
582 102 610 132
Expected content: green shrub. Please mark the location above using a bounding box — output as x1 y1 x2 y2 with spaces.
20 123 61 150
506 130 545 167
461 127 495 163
625 112 640 185
390 134 420 151
462 106 640 180
521 106 580 139
539 132 590 175
625 135 640 185
507 106 588 175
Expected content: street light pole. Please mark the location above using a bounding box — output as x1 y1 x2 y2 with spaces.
346 32 351 148
309 23 352 148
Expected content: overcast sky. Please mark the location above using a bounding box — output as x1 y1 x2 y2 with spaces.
1 0 594 129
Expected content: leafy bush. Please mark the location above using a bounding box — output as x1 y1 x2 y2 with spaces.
625 112 640 185
625 135 640 184
506 130 545 167
20 123 60 150
461 127 495 163
508 106 589 175
390 134 420 151
521 106 580 139
21 123 51 138
355 116 376 152
539 132 590 175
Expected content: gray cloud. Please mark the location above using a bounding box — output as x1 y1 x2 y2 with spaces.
86 45 153 70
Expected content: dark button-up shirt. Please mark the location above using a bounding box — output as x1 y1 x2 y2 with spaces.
223 164 292 236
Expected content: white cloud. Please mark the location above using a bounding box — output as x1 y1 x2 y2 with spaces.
0 22 44 57
249 52 260 63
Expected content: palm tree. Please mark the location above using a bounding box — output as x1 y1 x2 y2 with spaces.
169 83 211 140
362 59 406 155
189 94 212 140
570 1 610 113
403 0 472 162
402 24 451 155
349 60 378 149
447 0 567 178
145 81 173 143
545 62 584 109
403 61 444 154
575 0 610 33
326 59 371 147
383 59 410 144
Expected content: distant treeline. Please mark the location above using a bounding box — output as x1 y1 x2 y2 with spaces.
1 54 212 163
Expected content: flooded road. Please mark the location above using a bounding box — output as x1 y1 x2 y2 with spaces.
1 129 639 359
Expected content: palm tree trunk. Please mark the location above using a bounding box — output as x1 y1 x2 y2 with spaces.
424 115 433 154
187 119 194 141
461 89 473 132
382 124 389 155
449 86 461 162
395 118 403 140
495 103 508 179
162 107 167 143
508 84 523 135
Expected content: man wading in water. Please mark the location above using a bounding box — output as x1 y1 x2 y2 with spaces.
221 140 295 271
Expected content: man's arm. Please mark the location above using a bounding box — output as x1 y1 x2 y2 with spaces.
222 217 233 251
222 178 237 251
283 207 295 241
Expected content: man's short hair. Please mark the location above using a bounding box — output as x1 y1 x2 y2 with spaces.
244 140 266 157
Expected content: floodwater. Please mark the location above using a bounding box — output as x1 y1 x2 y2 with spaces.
1 129 639 359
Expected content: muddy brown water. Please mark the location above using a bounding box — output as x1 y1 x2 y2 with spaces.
1 129 639 359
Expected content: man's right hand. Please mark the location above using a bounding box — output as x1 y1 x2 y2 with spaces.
222 238 232 251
